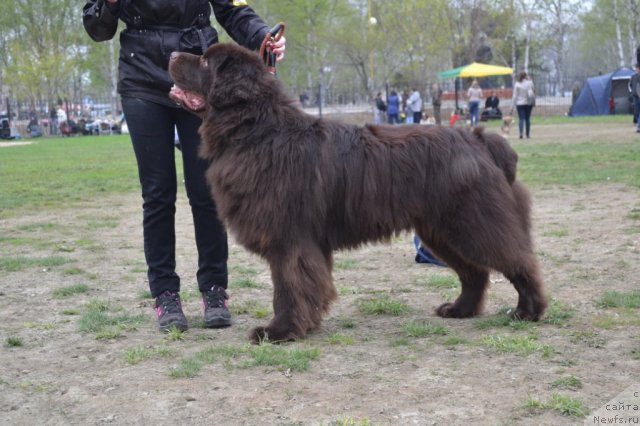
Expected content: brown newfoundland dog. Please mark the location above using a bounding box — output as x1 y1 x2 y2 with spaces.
168 43 547 343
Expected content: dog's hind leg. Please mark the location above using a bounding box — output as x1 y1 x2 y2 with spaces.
416 234 490 318
500 255 547 321
250 241 337 343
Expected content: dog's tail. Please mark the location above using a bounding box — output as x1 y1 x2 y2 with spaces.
473 127 517 184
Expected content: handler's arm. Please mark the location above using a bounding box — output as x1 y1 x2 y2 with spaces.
83 0 120 42
210 0 270 51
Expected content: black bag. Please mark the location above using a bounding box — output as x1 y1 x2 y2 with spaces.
376 98 387 112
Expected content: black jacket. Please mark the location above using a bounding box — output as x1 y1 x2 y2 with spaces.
83 0 270 107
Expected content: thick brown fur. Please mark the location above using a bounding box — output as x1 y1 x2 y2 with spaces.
168 43 548 343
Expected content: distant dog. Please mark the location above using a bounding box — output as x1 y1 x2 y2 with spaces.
168 43 547 343
501 115 513 135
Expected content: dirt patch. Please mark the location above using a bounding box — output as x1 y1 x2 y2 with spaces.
0 123 639 425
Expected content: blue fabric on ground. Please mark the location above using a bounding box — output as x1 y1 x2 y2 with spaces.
413 235 447 267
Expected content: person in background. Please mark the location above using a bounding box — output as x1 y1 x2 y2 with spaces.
628 64 640 133
466 80 483 127
83 0 286 333
511 71 535 139
387 91 400 124
56 103 68 128
402 90 413 123
431 83 443 125
408 88 423 124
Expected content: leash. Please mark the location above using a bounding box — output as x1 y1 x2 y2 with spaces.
259 22 285 75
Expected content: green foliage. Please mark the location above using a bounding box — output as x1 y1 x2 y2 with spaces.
357 297 410 316
78 299 145 339
5 337 24 347
542 299 575 326
0 255 71 272
595 290 640 309
52 283 90 298
327 333 355 345
550 375 583 390
229 277 261 288
329 417 371 426
123 346 174 365
169 343 321 378
479 334 553 357
2 0 86 102
402 320 448 337
524 393 589 418
425 274 460 289
475 307 533 330
165 326 186 342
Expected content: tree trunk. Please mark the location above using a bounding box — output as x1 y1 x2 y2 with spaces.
613 0 626 68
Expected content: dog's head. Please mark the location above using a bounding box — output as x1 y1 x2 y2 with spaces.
168 43 270 115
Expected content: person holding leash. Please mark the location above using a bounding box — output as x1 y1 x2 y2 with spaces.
83 0 285 333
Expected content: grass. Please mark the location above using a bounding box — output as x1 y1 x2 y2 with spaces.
327 333 355 345
402 320 448 337
627 208 640 220
0 135 140 216
229 277 261 288
443 335 468 346
169 343 321 378
595 290 640 309
123 346 174 365
525 393 589 418
78 299 145 339
230 300 271 318
479 334 553 357
165 326 186 341
425 273 459 289
329 418 371 426
475 307 533 330
52 283 89 298
5 337 23 347
516 139 640 188
357 297 410 316
335 258 358 269
542 298 576 326
0 255 71 272
550 375 583 390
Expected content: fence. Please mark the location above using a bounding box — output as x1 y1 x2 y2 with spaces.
1 71 632 138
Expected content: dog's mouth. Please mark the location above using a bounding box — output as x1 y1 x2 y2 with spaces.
169 85 206 112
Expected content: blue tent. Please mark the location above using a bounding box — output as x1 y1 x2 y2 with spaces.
571 68 634 116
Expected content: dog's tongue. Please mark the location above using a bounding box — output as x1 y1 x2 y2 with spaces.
169 85 205 111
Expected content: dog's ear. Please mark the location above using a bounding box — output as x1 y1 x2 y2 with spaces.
206 49 262 109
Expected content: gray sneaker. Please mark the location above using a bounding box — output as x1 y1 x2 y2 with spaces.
202 285 232 328
154 291 188 332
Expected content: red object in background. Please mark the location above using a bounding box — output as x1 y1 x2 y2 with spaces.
449 113 461 126
609 96 615 113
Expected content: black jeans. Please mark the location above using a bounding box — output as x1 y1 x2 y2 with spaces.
516 104 533 137
122 97 228 298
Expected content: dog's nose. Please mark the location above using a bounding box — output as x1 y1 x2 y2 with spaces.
170 52 179 62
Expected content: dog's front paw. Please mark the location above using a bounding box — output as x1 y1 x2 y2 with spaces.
436 302 478 318
249 326 268 344
508 307 543 322
249 323 301 344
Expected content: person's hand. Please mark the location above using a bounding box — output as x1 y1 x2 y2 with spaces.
270 36 286 62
